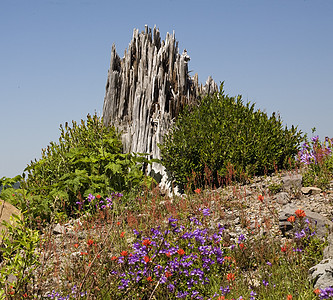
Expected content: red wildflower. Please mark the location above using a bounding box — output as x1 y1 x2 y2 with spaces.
111 256 118 261
87 239 94 246
96 194 101 199
144 256 150 263
314 289 320 295
281 245 287 252
226 273 235 281
146 276 153 282
121 250 128 257
120 232 125 238
194 188 201 194
165 271 172 278
295 209 306 218
166 252 171 257
117 221 121 226
142 239 151 246
239 243 245 249
286 295 292 300
74 243 79 248
177 249 185 255
287 216 296 223
258 194 264 202
8 286 14 295
23 293 28 298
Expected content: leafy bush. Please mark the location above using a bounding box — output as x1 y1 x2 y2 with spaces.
159 84 304 189
298 135 333 190
0 214 40 296
2 114 149 222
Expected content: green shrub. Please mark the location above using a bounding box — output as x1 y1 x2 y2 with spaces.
0 214 40 296
7 114 149 221
159 84 304 189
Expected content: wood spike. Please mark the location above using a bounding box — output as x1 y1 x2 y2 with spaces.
102 26 218 192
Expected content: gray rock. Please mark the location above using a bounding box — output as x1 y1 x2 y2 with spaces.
309 258 333 289
323 233 333 259
301 186 322 195
53 223 66 235
279 203 333 238
275 192 290 205
6 273 17 284
282 174 302 193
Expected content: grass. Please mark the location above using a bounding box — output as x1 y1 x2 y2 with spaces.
1 169 331 300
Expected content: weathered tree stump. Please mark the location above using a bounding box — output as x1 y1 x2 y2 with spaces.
102 25 217 191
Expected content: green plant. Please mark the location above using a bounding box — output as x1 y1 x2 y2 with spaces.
8 114 150 222
159 84 304 189
267 181 283 194
0 214 41 297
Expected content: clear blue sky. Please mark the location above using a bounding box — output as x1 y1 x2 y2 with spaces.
1 0 332 178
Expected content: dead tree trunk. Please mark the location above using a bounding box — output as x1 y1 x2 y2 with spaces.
102 25 217 192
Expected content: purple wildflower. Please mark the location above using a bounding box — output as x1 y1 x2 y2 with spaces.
167 283 175 292
295 230 306 239
293 247 303 252
250 290 257 299
238 234 246 243
312 135 319 142
118 278 130 289
262 279 269 287
199 207 211 216
220 285 230 295
319 286 333 299
168 216 178 227
176 291 189 298
87 193 95 202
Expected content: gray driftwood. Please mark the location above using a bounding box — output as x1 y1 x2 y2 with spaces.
102 25 217 191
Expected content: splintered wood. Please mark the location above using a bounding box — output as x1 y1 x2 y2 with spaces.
102 25 217 187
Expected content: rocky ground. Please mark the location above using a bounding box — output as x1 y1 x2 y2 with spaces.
3 169 333 297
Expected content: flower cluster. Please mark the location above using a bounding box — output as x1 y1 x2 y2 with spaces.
318 286 333 299
76 192 123 212
298 136 332 165
109 215 248 299
285 209 319 253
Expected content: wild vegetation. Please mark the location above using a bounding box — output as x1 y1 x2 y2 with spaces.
0 114 151 226
1 89 333 299
159 84 304 190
